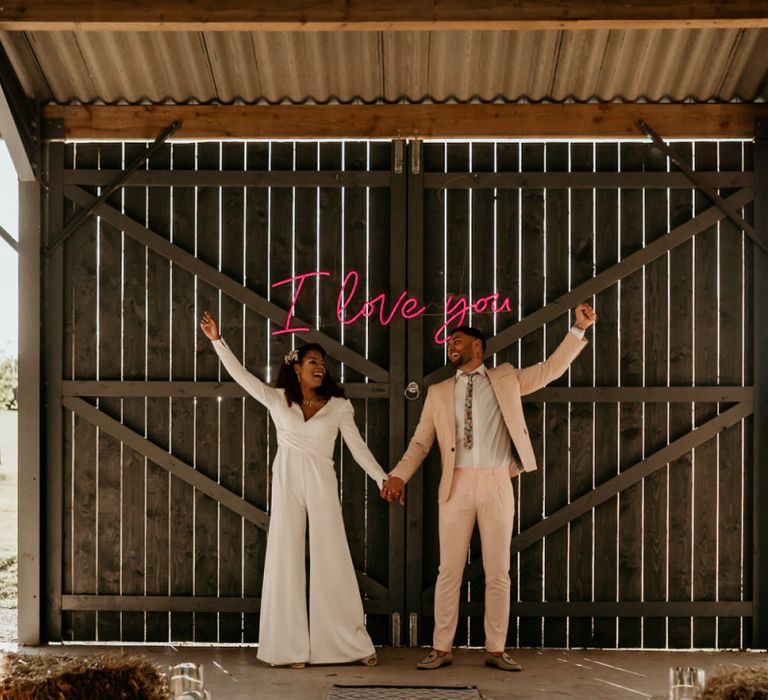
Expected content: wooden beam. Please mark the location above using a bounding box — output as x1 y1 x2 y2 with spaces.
454 601 752 618
61 594 390 615
61 381 751 404
0 224 18 253
63 185 389 383
43 104 768 141
426 187 754 385
753 117 768 648
423 402 753 598
61 595 748 618
424 171 753 191
62 380 389 399
17 180 41 645
3 1 768 31
64 169 392 188
62 169 752 191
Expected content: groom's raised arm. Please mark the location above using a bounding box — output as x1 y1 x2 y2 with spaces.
516 302 596 396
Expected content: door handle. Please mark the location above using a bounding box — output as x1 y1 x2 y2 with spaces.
404 381 421 400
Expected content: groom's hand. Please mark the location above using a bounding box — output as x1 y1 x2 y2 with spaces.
380 476 405 505
574 302 597 330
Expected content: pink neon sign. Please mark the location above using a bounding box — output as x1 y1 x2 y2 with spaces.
272 269 514 344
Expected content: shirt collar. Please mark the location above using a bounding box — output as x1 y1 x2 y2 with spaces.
455 363 487 381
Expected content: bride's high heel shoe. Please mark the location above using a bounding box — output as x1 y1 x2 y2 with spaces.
360 653 378 667
289 662 306 669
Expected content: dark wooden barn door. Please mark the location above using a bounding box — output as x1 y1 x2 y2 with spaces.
403 139 755 649
43 140 407 644
42 136 758 649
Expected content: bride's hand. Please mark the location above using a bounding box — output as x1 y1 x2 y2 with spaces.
200 311 221 341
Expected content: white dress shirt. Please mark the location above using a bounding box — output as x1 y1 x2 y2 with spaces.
453 325 585 469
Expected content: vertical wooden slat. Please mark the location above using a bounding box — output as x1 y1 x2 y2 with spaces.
692 141 719 648
368 140 394 645
742 139 754 647
96 142 124 641
445 142 474 647
617 142 644 648
493 142 521 649
242 141 270 643
145 143 172 642
668 142 695 648
44 141 65 642
592 143 619 648
468 141 495 647
121 142 149 642
753 119 768 648
169 143 196 642
642 143 669 649
519 142 545 648
218 141 246 643
67 142 99 640
62 142 75 641
567 142 595 648
407 140 427 645
543 142 569 648
340 142 369 610
194 142 222 643
716 140 746 648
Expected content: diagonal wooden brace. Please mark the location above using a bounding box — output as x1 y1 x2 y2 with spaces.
637 118 768 255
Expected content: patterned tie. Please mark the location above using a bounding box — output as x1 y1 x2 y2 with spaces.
463 372 476 449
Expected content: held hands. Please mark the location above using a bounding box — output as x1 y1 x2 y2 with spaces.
574 302 597 330
380 476 405 505
200 311 221 341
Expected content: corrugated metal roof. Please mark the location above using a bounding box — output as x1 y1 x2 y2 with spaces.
1 28 766 105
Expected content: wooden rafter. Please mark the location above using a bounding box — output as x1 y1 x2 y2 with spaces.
3 1 768 31
43 104 768 141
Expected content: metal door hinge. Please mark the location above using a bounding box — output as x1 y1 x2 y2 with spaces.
411 139 422 175
409 612 419 647
394 140 405 175
391 612 401 647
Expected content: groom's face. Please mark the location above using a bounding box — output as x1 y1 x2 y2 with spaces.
447 332 477 368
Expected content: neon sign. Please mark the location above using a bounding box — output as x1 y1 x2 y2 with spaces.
273 270 514 344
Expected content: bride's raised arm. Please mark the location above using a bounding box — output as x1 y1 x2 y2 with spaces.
200 310 281 409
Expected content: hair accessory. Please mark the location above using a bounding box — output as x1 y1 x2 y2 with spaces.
283 349 299 365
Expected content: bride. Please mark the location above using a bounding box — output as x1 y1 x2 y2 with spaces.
200 311 394 668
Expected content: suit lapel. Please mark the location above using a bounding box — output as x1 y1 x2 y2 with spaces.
486 365 508 419
437 376 456 440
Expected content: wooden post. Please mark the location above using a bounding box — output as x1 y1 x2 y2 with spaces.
17 178 41 644
754 117 768 649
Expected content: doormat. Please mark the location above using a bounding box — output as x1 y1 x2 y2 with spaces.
327 686 481 700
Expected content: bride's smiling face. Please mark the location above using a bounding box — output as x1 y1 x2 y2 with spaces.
295 349 326 390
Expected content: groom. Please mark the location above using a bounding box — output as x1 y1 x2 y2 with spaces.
381 303 596 671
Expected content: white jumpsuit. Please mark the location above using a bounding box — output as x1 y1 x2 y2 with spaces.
212 338 388 665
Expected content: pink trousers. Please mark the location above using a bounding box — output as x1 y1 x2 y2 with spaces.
433 467 515 652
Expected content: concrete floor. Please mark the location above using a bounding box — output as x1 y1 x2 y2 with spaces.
4 645 767 699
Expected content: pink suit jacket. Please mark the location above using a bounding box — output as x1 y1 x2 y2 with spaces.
391 332 587 504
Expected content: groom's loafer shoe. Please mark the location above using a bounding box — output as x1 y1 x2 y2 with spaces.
484 651 522 672
417 650 453 670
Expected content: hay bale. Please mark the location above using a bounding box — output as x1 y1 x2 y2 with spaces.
0 652 169 700
702 665 768 700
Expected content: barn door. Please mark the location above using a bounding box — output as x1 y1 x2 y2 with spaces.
43 140 408 644
403 139 755 649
